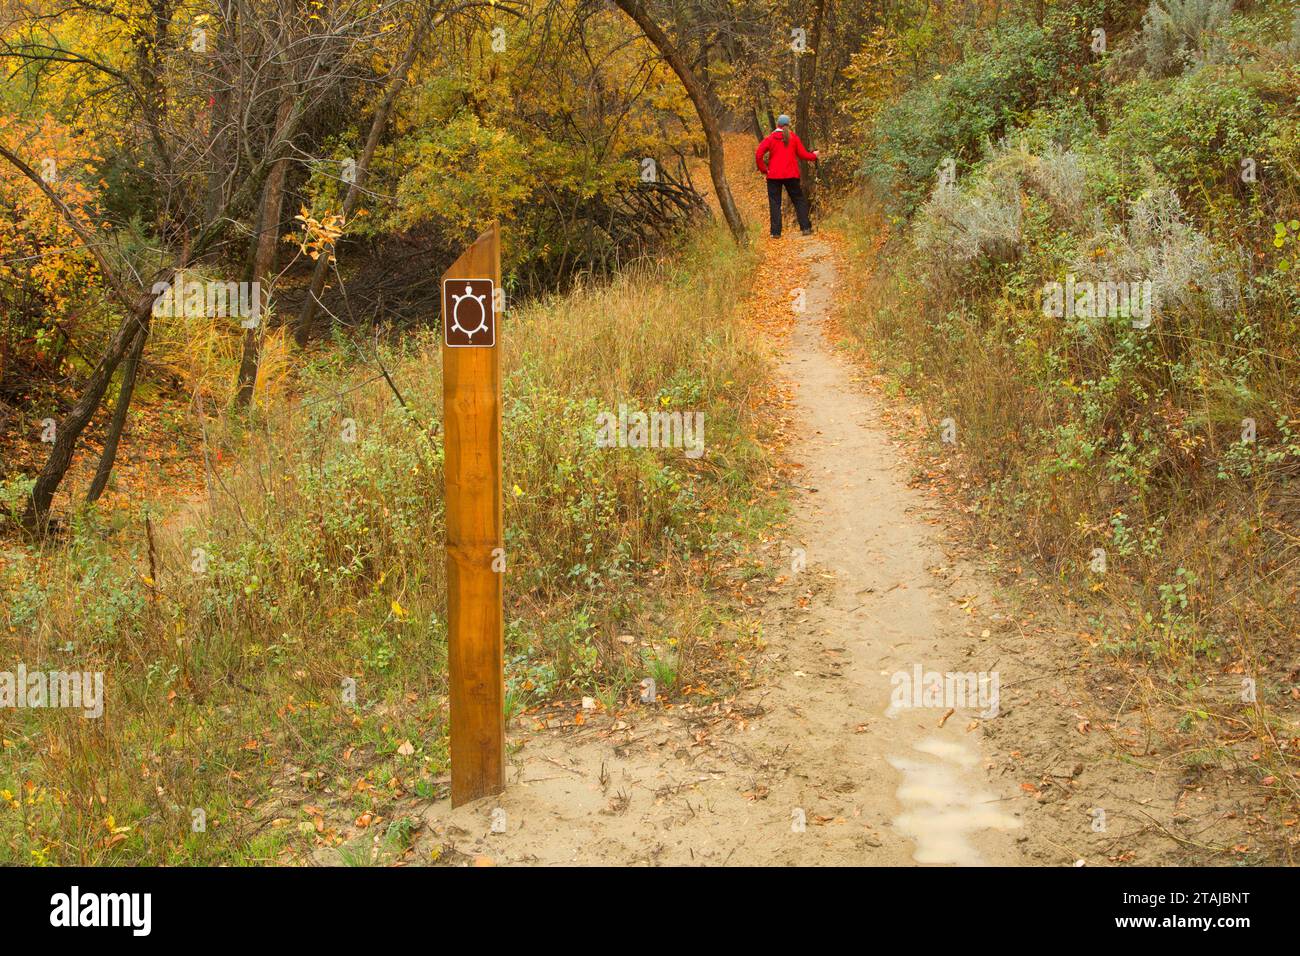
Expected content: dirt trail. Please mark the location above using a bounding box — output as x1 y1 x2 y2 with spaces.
415 236 1029 865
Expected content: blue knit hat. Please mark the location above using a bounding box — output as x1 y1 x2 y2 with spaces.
777 114 791 127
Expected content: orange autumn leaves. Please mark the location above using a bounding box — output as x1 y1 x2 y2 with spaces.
0 114 104 324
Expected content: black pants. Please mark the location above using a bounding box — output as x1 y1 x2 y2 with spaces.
767 177 812 236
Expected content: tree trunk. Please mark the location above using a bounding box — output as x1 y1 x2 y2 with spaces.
761 79 777 132
795 0 827 201
22 295 157 529
294 26 426 345
236 96 294 406
612 0 746 242
750 77 766 140
86 312 150 504
202 0 237 237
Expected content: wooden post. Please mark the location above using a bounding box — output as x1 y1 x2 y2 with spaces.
441 222 505 806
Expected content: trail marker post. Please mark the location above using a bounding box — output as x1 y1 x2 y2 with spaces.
441 222 504 806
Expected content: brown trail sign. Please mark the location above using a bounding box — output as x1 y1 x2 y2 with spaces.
441 223 504 806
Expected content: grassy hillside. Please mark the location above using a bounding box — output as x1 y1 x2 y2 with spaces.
835 0 1300 837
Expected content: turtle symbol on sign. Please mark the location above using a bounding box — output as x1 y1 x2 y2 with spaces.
450 283 489 341
443 278 495 347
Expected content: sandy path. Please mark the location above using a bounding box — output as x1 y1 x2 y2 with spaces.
415 236 1028 866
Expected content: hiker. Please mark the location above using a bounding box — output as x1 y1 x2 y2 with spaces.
755 114 819 237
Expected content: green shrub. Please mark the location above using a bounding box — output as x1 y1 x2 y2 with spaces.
1102 67 1279 215
860 23 1056 214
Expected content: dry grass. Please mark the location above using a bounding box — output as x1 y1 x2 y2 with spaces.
0 223 780 864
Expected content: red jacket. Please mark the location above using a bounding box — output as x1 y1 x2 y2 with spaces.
756 130 817 179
